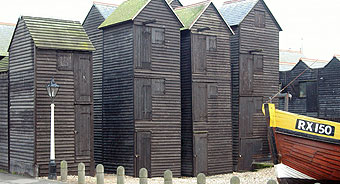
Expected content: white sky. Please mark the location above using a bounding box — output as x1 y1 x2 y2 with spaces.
1 0 339 61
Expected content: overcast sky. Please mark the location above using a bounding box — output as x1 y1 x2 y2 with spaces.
1 0 339 60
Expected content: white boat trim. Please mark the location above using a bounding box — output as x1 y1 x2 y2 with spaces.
275 163 316 180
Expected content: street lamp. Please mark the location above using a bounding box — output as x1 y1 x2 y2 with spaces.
46 78 59 180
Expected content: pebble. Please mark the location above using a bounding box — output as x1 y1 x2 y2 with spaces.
42 167 277 184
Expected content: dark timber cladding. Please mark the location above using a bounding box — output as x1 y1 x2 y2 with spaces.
83 1 118 166
319 56 340 122
8 16 95 177
167 0 183 9
99 0 183 177
220 0 281 171
278 58 328 117
175 1 234 176
0 22 15 172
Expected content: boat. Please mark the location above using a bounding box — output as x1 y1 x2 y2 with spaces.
262 103 340 184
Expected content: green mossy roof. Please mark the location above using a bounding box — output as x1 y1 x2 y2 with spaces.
22 16 95 51
174 2 207 30
0 23 15 56
99 0 149 29
0 56 8 73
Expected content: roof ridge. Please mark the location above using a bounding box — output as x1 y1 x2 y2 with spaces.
22 16 80 24
299 57 329 63
93 1 119 7
174 0 210 10
0 22 16 26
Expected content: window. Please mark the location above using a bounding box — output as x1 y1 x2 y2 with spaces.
299 82 307 98
152 28 165 45
135 78 152 120
57 52 72 71
152 79 165 95
254 55 263 72
255 10 265 28
206 36 217 51
208 84 218 98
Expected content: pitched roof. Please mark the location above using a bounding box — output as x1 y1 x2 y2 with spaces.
334 54 340 61
167 0 183 6
99 0 183 29
17 16 94 51
0 56 8 72
279 49 304 71
219 0 282 31
93 1 119 19
299 58 329 69
0 23 15 56
174 1 234 33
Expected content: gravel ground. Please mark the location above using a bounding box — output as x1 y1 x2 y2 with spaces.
47 167 277 184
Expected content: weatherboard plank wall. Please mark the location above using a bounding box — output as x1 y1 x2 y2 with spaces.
8 16 95 177
8 18 36 176
83 2 117 166
220 0 281 170
176 2 233 176
100 0 182 177
0 65 9 171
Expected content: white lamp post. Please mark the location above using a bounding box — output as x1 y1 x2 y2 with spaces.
46 78 59 180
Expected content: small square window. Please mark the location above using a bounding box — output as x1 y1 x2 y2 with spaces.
57 53 73 71
299 82 307 98
206 36 217 51
152 79 165 95
152 28 165 45
208 84 218 98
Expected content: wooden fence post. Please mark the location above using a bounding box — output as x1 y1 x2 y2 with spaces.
230 176 240 184
164 170 172 184
139 168 148 184
197 173 206 184
117 166 125 184
60 160 67 182
267 179 277 184
96 164 104 184
78 163 85 184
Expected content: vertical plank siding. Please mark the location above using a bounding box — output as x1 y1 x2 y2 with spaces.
0 69 9 171
189 4 233 175
180 30 193 176
102 23 135 175
133 0 182 177
319 58 340 121
8 19 35 176
83 5 105 165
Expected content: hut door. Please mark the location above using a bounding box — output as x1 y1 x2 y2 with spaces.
135 131 151 177
192 34 206 73
192 83 207 122
75 105 91 156
193 132 208 176
239 54 254 96
238 97 263 171
74 53 92 103
135 26 151 69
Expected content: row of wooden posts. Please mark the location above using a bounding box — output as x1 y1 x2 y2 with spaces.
59 161 280 184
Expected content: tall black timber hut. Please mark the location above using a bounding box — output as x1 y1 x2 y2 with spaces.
279 58 328 117
98 0 184 177
0 22 15 172
220 0 282 171
8 16 95 176
83 1 118 166
318 56 340 122
174 1 234 176
167 0 183 9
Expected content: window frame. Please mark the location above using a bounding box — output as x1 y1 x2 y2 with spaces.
152 27 165 45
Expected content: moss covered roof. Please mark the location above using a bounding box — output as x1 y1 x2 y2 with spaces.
0 56 8 73
22 16 95 51
174 2 208 30
99 0 150 29
0 23 15 56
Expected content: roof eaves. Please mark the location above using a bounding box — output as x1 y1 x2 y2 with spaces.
131 0 152 21
165 0 185 28
211 2 235 35
188 1 211 30
259 0 282 31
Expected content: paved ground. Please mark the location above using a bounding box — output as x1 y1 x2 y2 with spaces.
0 173 63 184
